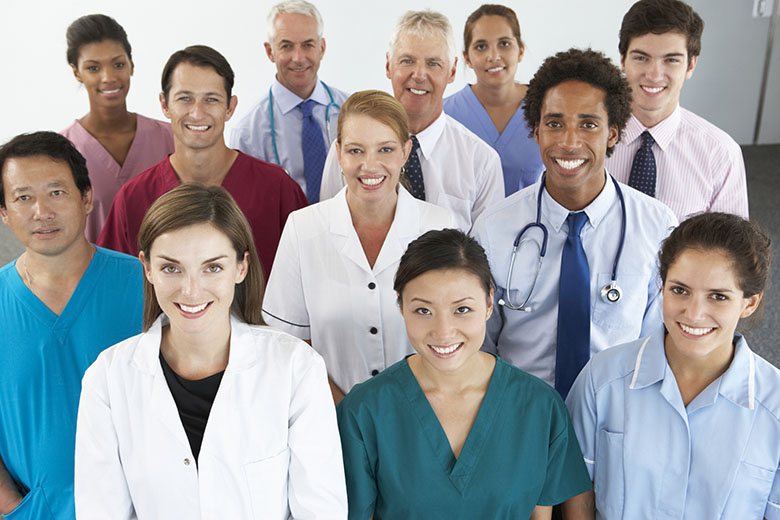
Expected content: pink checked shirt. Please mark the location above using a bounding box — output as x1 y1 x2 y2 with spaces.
606 105 748 221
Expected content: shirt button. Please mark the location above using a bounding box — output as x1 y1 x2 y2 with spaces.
369 326 378 334
371 369 379 376
368 282 376 290
183 458 191 466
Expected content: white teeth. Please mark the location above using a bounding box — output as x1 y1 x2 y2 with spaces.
101 88 121 94
680 323 714 336
487 66 504 72
642 86 664 94
555 158 585 170
429 343 461 354
409 88 427 95
186 125 209 131
180 302 207 313
360 177 384 186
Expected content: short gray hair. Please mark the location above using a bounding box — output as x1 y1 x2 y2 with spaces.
266 0 324 42
388 10 457 67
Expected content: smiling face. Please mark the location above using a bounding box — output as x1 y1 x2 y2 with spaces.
663 247 761 368
71 39 133 109
141 222 248 338
264 12 325 99
386 31 456 133
464 15 523 88
533 80 618 211
622 31 697 128
160 63 237 152
1 156 92 257
337 114 411 204
400 268 493 375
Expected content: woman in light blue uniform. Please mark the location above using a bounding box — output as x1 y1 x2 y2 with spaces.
337 229 590 519
443 4 543 196
565 212 780 519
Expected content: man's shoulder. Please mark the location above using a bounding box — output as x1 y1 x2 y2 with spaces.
117 158 172 201
441 113 491 147
232 151 300 187
677 106 741 151
475 182 538 224
619 180 678 227
94 247 142 273
233 93 273 130
326 83 349 104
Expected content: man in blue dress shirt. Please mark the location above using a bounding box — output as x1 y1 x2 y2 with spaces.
0 132 142 519
230 0 348 203
471 49 677 396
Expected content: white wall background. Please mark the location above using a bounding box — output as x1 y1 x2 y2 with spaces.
0 0 776 145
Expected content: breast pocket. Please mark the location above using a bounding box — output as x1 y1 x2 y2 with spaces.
720 460 775 518
594 429 624 519
435 193 471 230
244 447 290 519
591 273 652 335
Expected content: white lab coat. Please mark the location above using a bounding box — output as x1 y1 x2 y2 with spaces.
74 314 347 519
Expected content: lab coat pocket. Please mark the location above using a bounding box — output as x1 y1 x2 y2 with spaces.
720 460 775 518
591 273 651 334
244 447 290 519
594 429 624 519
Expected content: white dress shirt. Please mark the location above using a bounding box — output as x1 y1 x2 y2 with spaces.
230 78 349 195
471 173 677 386
606 105 748 221
75 315 347 519
262 186 455 393
319 112 504 231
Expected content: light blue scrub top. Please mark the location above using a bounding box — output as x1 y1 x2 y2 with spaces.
471 173 678 386
229 78 349 197
566 329 780 519
337 356 591 519
444 84 543 196
0 247 143 519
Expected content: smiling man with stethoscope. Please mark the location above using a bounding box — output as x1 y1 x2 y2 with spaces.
229 0 348 204
471 48 677 399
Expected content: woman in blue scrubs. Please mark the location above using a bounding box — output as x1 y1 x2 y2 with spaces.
565 212 780 519
443 4 543 196
337 229 590 519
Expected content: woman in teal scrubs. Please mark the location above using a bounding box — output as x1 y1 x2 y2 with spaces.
336 229 590 519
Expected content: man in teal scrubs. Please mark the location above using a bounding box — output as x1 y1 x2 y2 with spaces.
0 132 142 519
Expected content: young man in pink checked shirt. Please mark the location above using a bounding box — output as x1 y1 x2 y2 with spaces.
606 0 748 222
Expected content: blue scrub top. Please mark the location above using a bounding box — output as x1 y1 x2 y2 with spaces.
337 356 591 519
444 84 543 196
0 247 143 519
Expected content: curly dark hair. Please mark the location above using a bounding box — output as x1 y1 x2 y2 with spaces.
523 48 632 157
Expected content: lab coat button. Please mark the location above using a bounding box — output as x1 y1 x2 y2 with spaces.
183 458 191 466
368 282 376 290
371 369 379 376
369 327 378 334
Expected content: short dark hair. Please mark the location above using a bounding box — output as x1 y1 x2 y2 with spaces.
523 48 631 157
659 213 771 305
161 45 234 104
619 0 703 63
394 228 495 304
66 14 132 66
0 132 91 209
463 4 523 52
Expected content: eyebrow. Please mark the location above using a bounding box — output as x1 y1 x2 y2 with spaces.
172 89 224 98
629 49 686 59
11 181 66 194
156 254 229 264
667 279 736 293
279 38 316 45
83 55 126 63
409 296 477 304
543 112 604 120
343 140 398 148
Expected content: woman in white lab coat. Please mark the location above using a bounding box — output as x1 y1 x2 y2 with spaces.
74 184 347 519
262 90 454 403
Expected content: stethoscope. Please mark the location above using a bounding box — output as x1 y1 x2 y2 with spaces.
498 173 627 311
268 80 340 166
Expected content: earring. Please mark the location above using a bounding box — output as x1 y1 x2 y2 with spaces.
400 166 406 176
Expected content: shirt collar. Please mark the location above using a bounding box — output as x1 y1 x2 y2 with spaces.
623 105 681 152
715 334 755 410
540 171 618 233
272 76 329 115
412 111 446 160
329 184 420 238
628 328 668 389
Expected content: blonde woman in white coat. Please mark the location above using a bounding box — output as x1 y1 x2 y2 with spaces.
74 184 347 519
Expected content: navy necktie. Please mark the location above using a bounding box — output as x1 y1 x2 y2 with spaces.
403 135 426 200
627 130 656 197
299 99 327 203
556 212 590 399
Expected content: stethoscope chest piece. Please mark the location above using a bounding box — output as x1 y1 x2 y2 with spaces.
600 281 622 304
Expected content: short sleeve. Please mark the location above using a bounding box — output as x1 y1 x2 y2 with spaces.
640 209 676 339
470 218 501 353
336 400 377 520
709 140 748 218
262 215 311 340
537 395 592 506
766 469 780 520
565 360 598 481
470 148 504 229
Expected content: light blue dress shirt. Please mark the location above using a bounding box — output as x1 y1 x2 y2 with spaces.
471 172 677 386
444 85 543 196
566 330 780 519
229 77 348 195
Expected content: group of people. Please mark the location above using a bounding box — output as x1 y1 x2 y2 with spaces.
0 0 776 519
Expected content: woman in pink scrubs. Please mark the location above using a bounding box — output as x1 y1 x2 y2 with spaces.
61 14 174 242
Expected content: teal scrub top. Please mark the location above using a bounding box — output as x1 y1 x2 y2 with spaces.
336 356 591 519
